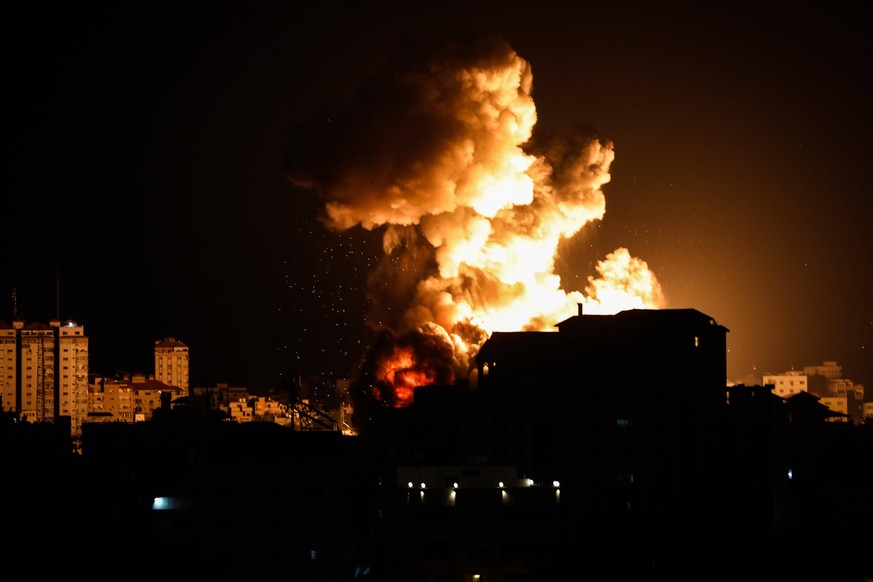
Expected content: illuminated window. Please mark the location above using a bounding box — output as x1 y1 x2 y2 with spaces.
694 336 699 347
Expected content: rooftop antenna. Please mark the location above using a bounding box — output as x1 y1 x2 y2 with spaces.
55 262 61 320
12 287 19 319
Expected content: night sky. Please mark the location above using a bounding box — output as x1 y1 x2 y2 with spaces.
6 1 871 393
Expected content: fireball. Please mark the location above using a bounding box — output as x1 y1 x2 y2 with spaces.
287 31 664 408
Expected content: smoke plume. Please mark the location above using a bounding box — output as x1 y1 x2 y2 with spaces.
286 30 664 412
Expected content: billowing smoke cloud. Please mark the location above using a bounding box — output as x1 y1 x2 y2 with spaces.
286 30 664 413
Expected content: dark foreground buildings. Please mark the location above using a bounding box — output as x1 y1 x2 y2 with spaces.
4 307 871 581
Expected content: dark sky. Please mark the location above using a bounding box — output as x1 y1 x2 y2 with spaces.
6 1 871 392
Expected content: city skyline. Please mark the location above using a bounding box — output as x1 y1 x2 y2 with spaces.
6 1 871 391
5 301 870 581
0 309 864 397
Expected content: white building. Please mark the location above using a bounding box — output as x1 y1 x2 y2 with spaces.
766 361 867 422
763 370 809 399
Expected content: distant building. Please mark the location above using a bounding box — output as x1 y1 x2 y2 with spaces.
0 318 89 441
765 361 866 423
126 373 184 421
88 376 135 423
819 394 862 423
764 370 810 398
154 337 189 392
227 395 288 424
803 360 843 380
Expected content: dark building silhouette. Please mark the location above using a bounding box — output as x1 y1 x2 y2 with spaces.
476 307 741 578
368 307 871 581
4 307 871 581
363 307 764 580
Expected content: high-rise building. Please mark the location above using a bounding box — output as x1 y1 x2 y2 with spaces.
154 337 189 393
0 320 20 415
54 319 89 437
0 318 89 438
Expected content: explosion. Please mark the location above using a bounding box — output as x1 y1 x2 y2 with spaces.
286 30 664 412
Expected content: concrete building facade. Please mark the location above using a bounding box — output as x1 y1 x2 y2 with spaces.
0 318 89 439
764 370 810 398
154 337 189 392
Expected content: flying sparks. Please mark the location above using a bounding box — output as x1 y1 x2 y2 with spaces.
286 30 664 410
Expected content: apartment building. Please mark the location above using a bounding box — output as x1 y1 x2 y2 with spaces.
227 395 288 424
88 377 135 423
126 373 185 421
763 370 809 398
0 318 89 438
765 361 866 422
154 337 189 392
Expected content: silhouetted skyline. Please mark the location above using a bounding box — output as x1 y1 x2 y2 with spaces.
6 1 871 392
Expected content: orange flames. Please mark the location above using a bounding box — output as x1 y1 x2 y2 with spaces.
286 31 665 408
374 345 436 408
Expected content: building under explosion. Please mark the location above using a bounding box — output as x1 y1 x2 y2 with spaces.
286 31 666 413
359 305 790 579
